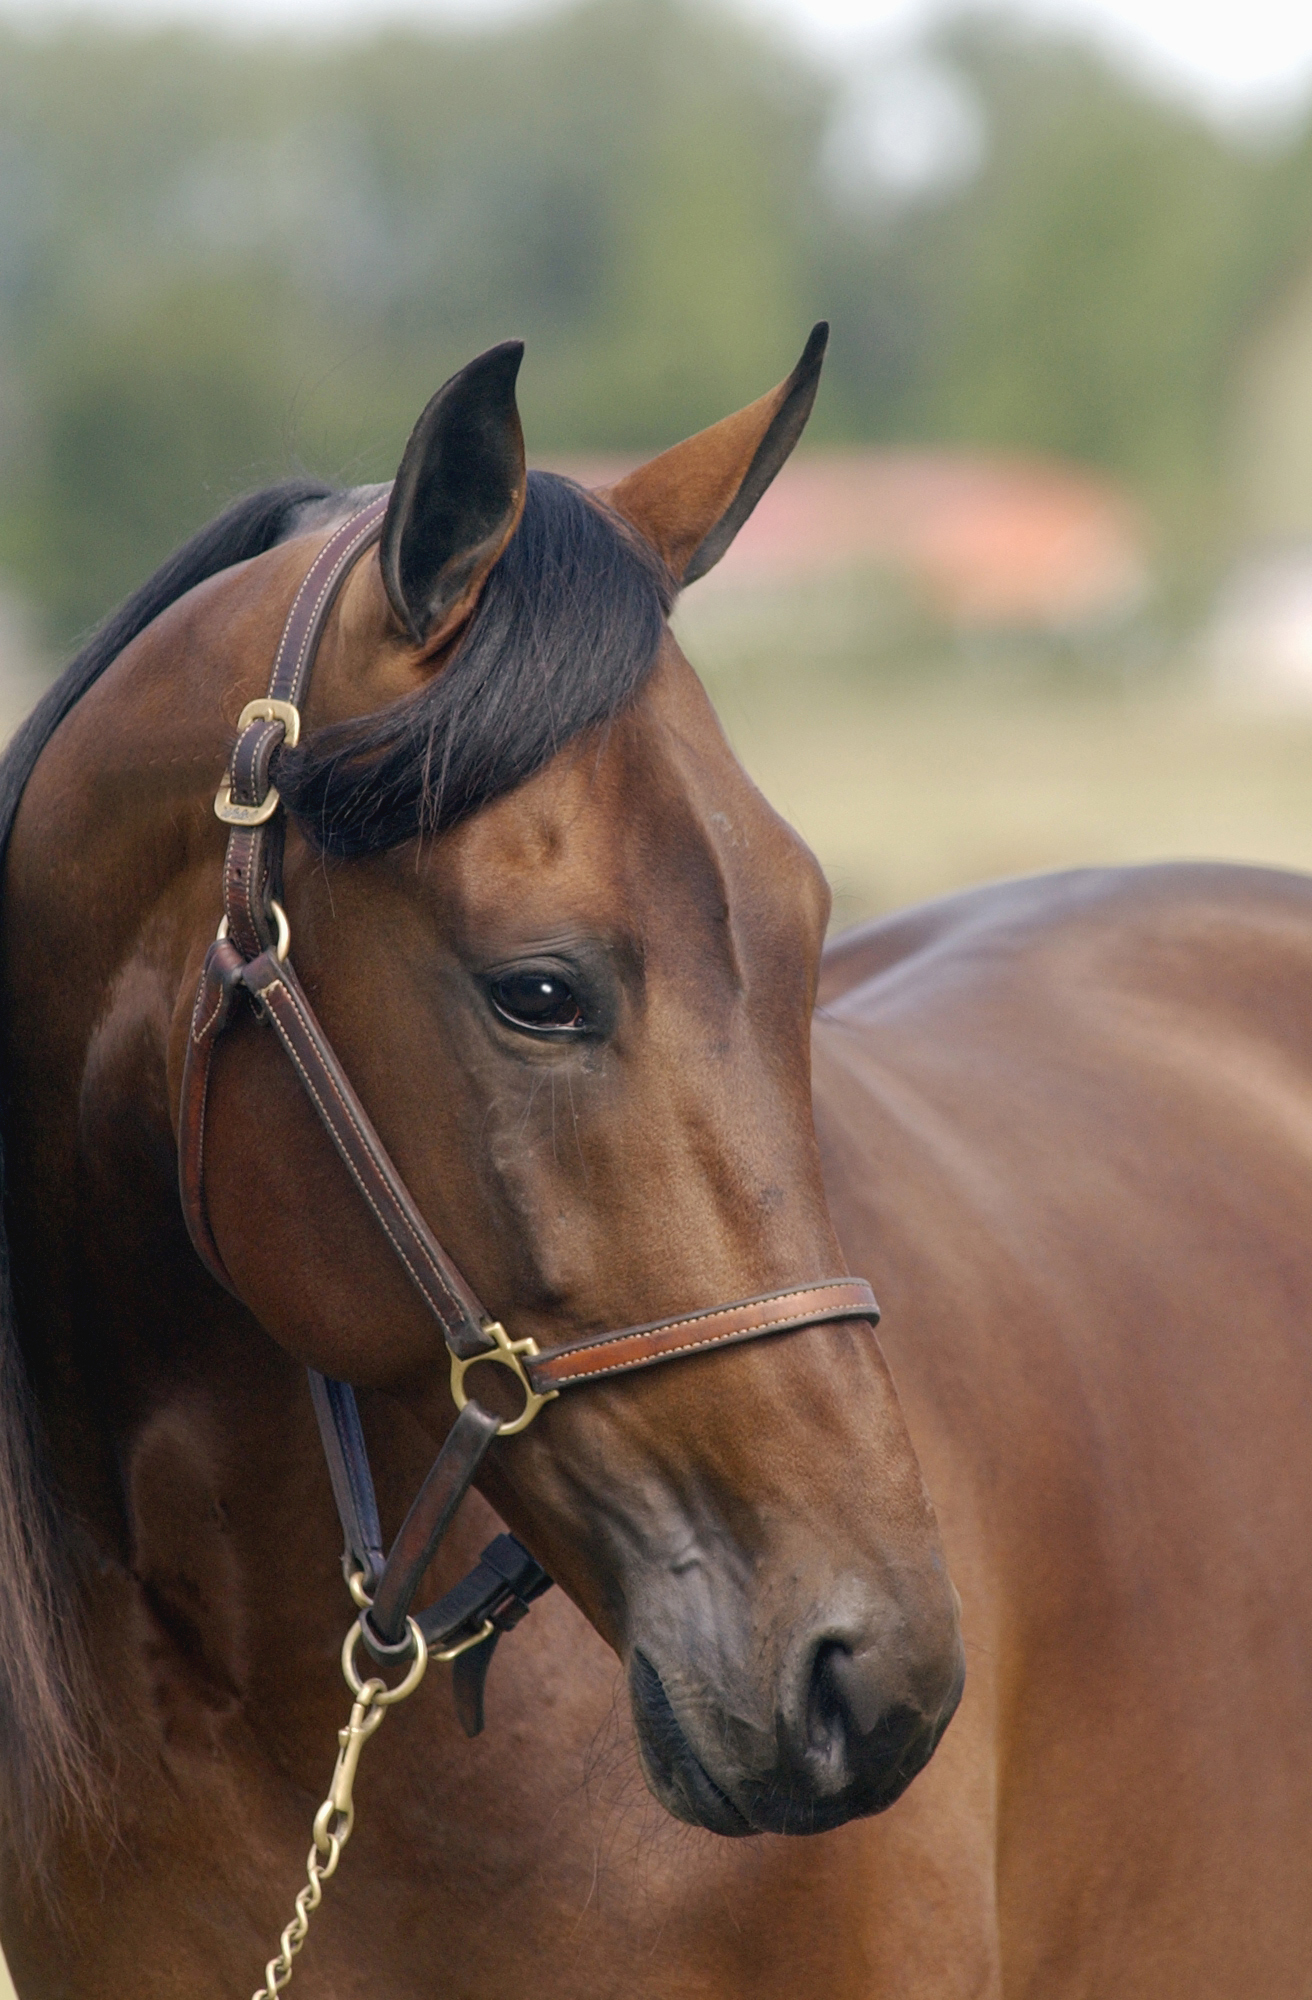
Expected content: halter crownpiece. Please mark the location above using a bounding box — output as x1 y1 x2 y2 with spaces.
178 499 880 1726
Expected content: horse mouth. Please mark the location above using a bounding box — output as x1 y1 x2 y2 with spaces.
628 1644 959 1838
629 1650 755 1837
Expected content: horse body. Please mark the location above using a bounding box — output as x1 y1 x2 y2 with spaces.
817 862 1312 1995
0 334 1309 1996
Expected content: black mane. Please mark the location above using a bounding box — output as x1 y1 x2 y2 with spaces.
278 470 676 858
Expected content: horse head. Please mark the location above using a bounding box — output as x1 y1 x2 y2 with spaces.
12 331 964 1855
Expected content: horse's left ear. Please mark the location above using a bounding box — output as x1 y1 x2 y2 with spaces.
380 339 527 649
599 323 828 586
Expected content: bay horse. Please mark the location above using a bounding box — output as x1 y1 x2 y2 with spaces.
0 327 1308 1999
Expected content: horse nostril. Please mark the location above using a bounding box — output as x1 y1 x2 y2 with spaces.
804 1640 932 1796
805 1640 848 1758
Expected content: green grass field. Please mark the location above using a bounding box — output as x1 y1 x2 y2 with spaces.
695 654 1312 931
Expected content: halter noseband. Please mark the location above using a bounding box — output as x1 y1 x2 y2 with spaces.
177 499 880 1734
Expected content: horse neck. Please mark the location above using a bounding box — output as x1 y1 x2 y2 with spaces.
0 559 491 1830
1 932 491 1842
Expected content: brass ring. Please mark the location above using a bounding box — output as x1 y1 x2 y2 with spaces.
214 905 290 961
269 899 292 963
450 1320 557 1438
341 1617 428 1703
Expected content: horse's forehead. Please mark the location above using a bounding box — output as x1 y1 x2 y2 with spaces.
401 659 823 989
442 653 787 886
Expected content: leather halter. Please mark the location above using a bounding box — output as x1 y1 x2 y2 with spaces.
177 499 880 1731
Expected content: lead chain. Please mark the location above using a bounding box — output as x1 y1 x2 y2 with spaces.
251 1614 427 2000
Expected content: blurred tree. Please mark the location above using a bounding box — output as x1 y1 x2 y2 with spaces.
2 1 1312 643
832 22 1310 531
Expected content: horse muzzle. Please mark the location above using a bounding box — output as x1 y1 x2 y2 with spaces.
627 1588 965 1837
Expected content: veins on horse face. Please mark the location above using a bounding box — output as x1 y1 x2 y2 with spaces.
563 1066 587 1175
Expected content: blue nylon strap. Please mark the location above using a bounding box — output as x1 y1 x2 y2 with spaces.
307 1370 386 1592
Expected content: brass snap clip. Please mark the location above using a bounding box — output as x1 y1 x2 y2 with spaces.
450 1320 558 1437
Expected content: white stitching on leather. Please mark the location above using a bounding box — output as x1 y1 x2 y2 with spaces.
261 975 473 1338
276 503 387 706
191 976 226 1046
538 1298 876 1385
547 1283 867 1357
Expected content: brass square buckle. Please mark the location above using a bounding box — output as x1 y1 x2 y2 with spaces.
214 699 302 825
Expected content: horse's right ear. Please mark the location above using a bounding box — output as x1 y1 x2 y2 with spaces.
599 323 828 586
380 340 527 650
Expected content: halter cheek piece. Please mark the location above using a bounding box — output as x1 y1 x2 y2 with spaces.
178 498 880 1737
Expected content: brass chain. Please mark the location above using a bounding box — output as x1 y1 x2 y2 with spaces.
251 1606 428 2000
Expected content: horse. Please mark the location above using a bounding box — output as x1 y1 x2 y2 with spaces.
0 325 1308 1999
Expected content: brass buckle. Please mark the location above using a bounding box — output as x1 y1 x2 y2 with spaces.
236 696 302 746
450 1320 558 1437
213 699 302 825
432 1618 496 1663
215 782 281 826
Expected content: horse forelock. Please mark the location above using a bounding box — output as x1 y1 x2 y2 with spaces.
0 476 338 1860
275 470 678 860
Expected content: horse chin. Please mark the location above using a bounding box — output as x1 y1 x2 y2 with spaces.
743 1702 954 1835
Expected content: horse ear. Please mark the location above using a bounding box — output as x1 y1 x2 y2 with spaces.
599 323 828 587
380 340 527 648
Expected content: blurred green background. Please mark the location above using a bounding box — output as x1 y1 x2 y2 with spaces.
6 0 1312 641
6 0 1312 925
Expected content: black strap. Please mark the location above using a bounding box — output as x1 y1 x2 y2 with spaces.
307 1371 386 1591
365 1400 501 1649
419 1533 553 1738
417 1531 552 1652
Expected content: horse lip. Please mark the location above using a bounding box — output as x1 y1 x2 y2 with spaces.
629 1650 755 1837
742 1724 938 1833
661 1739 756 1837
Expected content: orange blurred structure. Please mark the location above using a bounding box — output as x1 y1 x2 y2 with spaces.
548 451 1148 629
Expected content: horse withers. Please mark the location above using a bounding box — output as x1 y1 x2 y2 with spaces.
0 330 966 1994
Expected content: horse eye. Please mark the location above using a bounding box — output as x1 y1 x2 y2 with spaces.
489 971 585 1032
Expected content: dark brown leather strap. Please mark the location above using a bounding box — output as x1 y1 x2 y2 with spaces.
179 937 247 1296
267 496 390 709
218 498 389 959
221 825 275 960
366 1399 502 1648
240 948 494 1359
307 1371 387 1591
230 717 284 810
420 1534 552 1738
524 1279 879 1393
